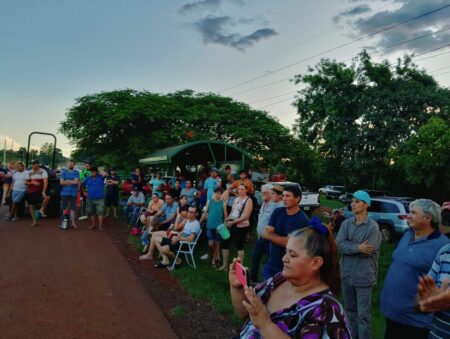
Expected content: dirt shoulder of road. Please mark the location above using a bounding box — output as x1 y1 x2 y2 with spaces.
105 219 240 339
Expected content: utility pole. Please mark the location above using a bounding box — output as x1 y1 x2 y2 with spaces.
3 139 6 165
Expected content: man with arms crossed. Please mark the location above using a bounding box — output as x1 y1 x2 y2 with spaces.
60 159 80 228
336 190 382 339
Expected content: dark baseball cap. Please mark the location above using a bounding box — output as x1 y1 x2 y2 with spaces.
31 159 40 165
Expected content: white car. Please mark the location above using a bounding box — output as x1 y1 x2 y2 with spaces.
318 185 345 198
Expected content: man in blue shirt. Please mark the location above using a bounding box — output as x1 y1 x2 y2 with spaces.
262 185 309 280
60 159 80 228
82 166 106 230
381 199 449 339
124 186 145 227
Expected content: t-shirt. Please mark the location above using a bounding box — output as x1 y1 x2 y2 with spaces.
27 169 48 194
428 243 450 338
180 187 198 205
105 174 120 194
181 219 201 238
204 177 218 201
12 170 29 192
150 178 166 198
160 202 178 222
206 199 224 229
127 192 145 205
169 187 181 200
263 207 309 279
82 175 106 199
60 169 80 197
0 167 7 185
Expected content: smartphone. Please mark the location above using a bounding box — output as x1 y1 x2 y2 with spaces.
235 262 249 287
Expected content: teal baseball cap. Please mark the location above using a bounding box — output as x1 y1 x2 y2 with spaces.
352 190 371 206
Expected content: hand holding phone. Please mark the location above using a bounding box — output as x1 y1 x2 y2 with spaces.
235 262 249 287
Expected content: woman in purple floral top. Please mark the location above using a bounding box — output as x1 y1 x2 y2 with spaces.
229 218 351 338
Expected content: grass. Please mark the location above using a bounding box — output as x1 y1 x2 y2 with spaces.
126 197 393 337
170 305 186 318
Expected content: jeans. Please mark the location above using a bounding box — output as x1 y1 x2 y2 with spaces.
342 283 373 339
124 205 140 226
141 228 151 246
250 237 269 283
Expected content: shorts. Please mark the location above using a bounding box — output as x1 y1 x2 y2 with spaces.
105 191 119 207
61 195 77 210
12 190 26 204
26 192 43 206
86 198 105 216
161 237 181 253
221 225 248 251
206 228 221 242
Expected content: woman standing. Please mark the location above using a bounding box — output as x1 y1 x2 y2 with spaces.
217 183 253 271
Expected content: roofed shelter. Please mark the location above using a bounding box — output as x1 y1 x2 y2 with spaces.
139 140 252 178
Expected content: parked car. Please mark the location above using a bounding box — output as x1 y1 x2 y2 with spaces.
262 181 320 215
318 185 345 198
344 196 413 242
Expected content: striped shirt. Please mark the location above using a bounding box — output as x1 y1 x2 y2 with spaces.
428 243 450 338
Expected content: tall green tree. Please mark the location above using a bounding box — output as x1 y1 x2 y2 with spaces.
60 90 319 184
394 117 450 200
293 51 450 188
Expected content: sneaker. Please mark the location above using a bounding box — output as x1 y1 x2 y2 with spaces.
11 217 18 222
78 215 88 220
200 253 209 260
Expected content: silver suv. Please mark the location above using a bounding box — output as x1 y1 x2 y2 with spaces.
344 197 413 242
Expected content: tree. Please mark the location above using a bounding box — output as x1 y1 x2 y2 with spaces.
60 90 320 183
394 117 450 200
38 143 65 168
293 51 450 188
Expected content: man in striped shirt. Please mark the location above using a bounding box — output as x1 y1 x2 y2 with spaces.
418 243 450 338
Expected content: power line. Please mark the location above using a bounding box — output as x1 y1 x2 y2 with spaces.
435 70 450 77
248 91 297 105
219 4 450 93
232 41 450 98
259 97 296 109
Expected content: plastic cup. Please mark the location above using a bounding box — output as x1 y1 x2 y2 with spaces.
217 223 230 240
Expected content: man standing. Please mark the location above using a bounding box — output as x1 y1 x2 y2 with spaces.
380 199 449 339
105 168 120 218
262 185 309 280
82 166 106 230
250 184 276 283
26 160 48 226
60 159 80 228
3 162 26 221
336 190 381 339
78 160 92 220
0 162 7 207
204 168 219 201
124 186 145 227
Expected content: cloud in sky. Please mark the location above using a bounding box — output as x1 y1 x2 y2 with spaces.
179 0 223 14
335 0 450 53
195 15 277 51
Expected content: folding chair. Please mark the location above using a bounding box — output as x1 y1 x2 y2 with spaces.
169 228 203 271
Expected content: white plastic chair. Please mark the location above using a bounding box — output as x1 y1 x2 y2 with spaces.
169 228 203 271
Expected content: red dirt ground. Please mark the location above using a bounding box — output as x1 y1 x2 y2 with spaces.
0 208 178 339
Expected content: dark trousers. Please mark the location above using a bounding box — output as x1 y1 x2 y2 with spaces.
250 237 269 283
384 318 429 339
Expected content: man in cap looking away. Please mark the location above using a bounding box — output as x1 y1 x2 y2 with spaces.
336 190 382 339
204 167 219 201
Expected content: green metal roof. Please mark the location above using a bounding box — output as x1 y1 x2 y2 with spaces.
139 140 252 166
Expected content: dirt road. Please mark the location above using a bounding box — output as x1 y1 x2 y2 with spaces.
0 210 178 339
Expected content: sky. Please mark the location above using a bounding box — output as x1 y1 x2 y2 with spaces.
1 0 449 157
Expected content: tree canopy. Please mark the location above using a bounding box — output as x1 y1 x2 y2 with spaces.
60 90 319 184
293 51 450 190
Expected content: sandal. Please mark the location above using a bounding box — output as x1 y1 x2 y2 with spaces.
154 262 168 269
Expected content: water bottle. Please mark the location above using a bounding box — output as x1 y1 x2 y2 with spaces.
61 208 70 230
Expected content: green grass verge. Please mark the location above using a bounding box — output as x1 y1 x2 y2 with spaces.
126 196 393 337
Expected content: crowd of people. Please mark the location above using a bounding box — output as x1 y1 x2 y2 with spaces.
1 159 450 338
